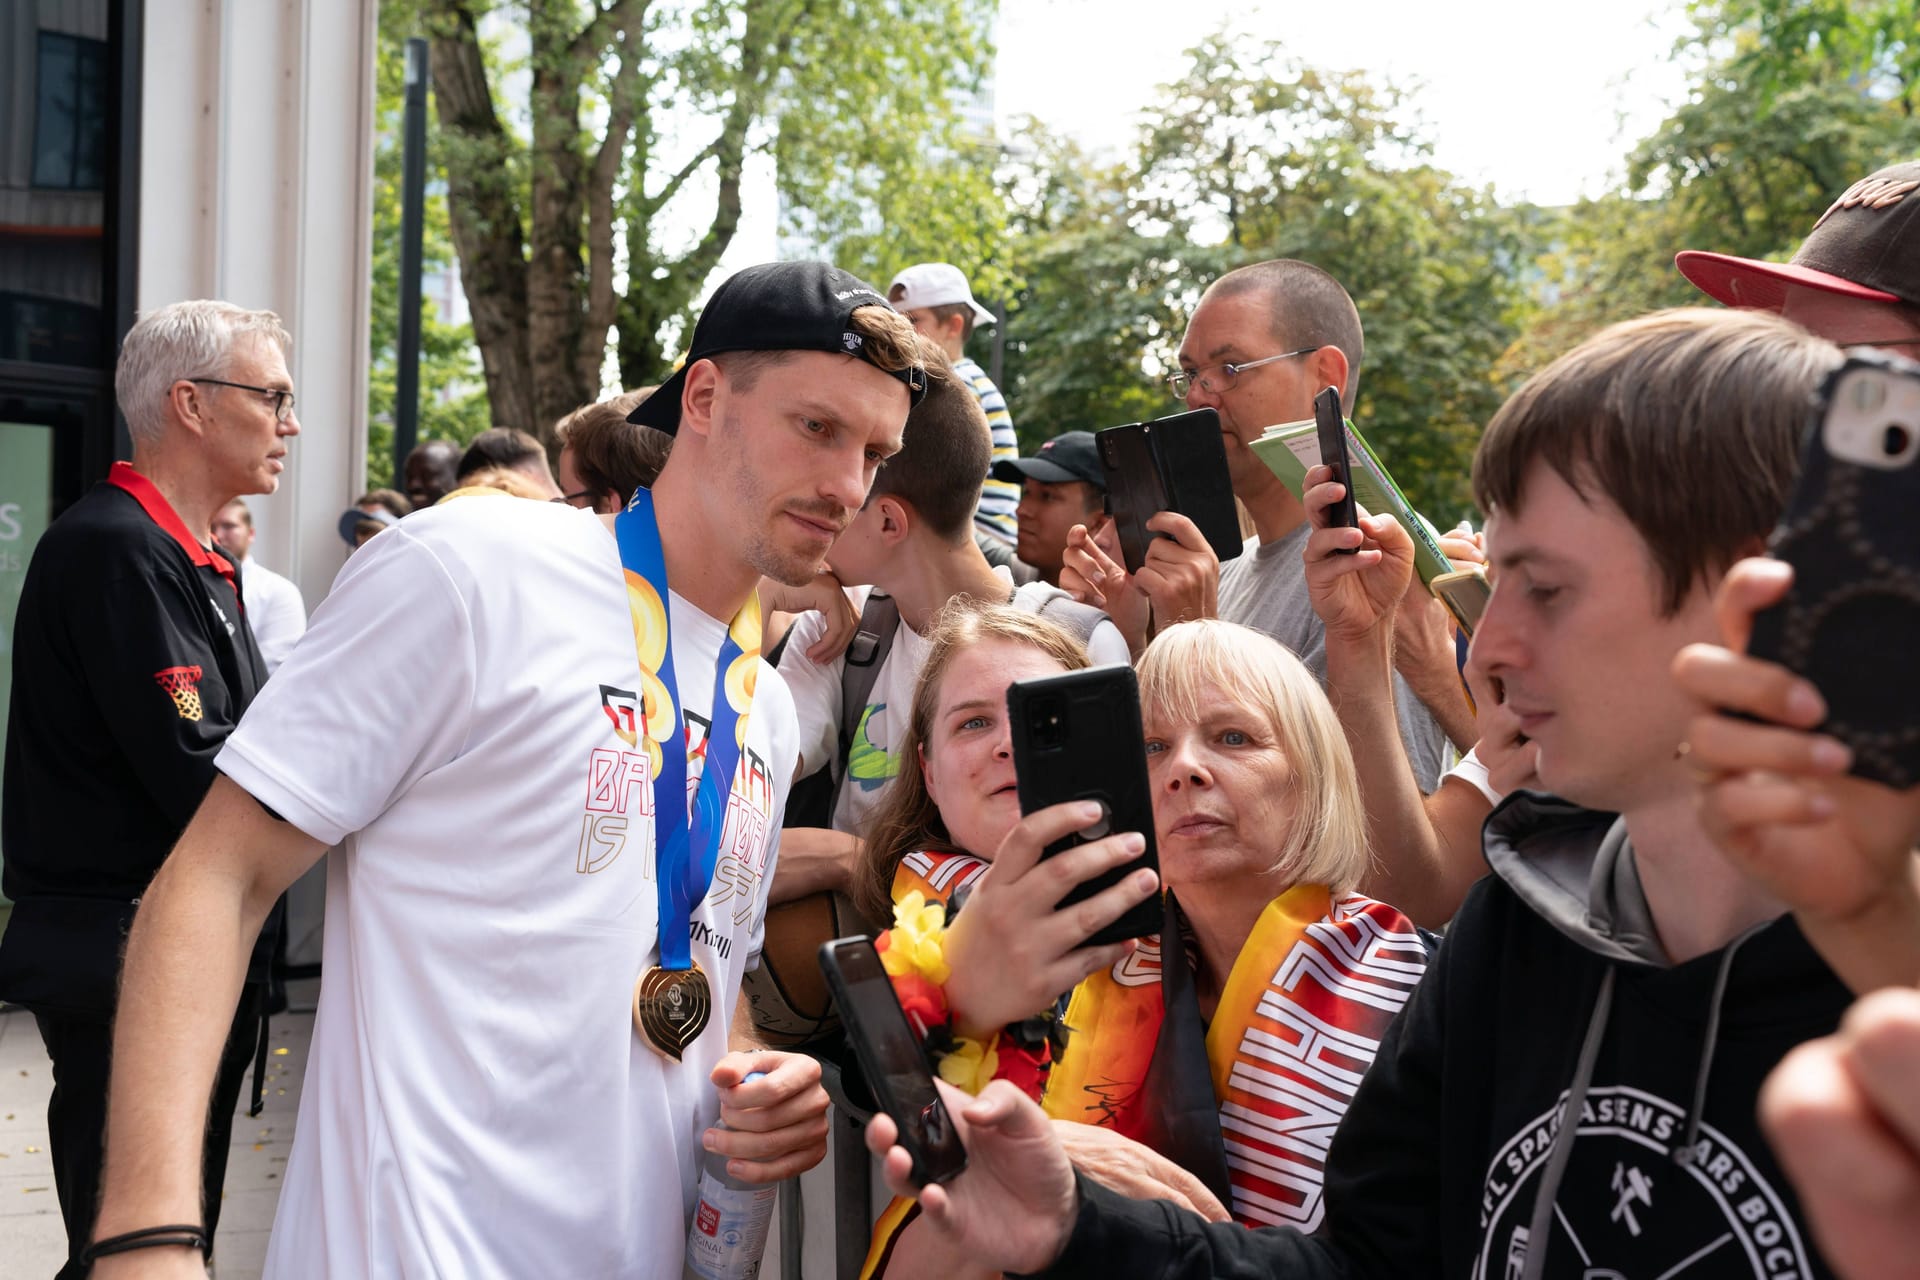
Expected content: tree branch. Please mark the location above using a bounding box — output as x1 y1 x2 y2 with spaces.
571 0 650 64
582 5 651 393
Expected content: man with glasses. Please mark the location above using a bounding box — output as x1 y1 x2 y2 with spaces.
1677 159 1920 356
0 300 298 1279
1173 259 1460 791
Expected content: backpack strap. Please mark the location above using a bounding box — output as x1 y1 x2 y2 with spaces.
834 591 902 787
1031 588 1108 647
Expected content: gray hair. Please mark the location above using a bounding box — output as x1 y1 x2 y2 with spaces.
116 301 292 445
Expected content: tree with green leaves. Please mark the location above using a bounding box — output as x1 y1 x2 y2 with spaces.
368 3 492 489
396 0 996 448
1511 0 1920 371
988 39 1534 522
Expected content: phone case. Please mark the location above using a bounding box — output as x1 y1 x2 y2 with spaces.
1006 666 1163 946
1747 353 1920 787
1096 409 1245 575
817 937 968 1187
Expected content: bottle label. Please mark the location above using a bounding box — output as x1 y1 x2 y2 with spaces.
684 1172 778 1280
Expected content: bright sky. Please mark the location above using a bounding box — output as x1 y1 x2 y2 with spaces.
993 0 1696 207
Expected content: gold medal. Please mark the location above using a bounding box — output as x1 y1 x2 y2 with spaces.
633 961 712 1061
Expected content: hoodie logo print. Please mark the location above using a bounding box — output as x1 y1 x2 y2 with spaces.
1609 1163 1652 1236
1474 1086 1812 1280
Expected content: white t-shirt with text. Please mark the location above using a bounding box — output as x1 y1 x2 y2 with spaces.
217 497 797 1279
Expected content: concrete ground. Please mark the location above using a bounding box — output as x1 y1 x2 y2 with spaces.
0 982 316 1280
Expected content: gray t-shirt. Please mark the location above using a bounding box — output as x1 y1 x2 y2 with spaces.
1217 527 1449 792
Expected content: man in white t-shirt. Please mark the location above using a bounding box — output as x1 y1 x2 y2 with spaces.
212 498 306 673
88 263 927 1279
768 349 1129 905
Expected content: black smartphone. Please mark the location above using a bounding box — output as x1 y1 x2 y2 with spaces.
1314 386 1358 546
818 936 968 1187
1006 666 1162 946
1747 351 1920 787
1095 409 1245 575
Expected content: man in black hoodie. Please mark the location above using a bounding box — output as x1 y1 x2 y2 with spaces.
862 307 1859 1279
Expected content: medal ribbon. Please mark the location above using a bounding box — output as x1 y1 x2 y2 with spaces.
614 487 760 970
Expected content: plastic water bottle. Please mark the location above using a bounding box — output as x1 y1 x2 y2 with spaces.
684 1071 779 1280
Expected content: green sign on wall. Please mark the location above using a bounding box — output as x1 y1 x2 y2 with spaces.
0 423 56 900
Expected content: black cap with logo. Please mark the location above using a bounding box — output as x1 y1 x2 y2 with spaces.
1677 161 1920 311
628 261 929 434
990 430 1105 489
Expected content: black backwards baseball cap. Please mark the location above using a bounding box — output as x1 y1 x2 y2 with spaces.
627 261 928 433
990 430 1105 489
1677 161 1920 311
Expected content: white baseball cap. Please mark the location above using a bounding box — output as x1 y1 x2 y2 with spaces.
888 262 996 327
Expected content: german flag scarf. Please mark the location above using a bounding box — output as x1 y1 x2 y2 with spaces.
1043 884 1429 1231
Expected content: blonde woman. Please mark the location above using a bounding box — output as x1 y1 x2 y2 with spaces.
867 619 1432 1277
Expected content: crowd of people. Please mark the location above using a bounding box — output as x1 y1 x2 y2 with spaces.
0 152 1917 1280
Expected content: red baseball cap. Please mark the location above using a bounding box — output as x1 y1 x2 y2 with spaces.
1676 161 1920 311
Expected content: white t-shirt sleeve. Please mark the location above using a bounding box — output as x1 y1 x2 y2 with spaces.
252 573 308 674
1442 745 1502 806
216 527 478 846
1086 619 1132 668
774 592 862 782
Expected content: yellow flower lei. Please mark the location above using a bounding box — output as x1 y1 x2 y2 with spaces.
878 890 952 986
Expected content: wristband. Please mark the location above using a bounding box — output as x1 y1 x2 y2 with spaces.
81 1223 212 1264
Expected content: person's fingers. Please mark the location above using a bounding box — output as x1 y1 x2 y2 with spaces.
1305 522 1370 558
712 1049 821 1100
1035 869 1160 962
1143 510 1208 552
1673 643 1827 729
962 1079 1044 1135
1685 709 1852 779
1699 773 1837 842
989 801 1112 886
726 1140 830 1184
1841 988 1920 1150
1715 557 1795 655
877 1143 924 1200
1020 830 1152 904
716 1080 829 1135
865 1109 902 1158
1303 477 1347 525
1763 1035 1920 1211
707 1112 833 1167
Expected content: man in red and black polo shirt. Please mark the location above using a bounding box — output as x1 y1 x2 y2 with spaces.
0 299 301 1279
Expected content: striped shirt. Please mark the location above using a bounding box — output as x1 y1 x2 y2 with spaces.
956 355 1019 543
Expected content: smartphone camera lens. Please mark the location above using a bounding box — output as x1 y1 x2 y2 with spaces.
1884 423 1914 460
1030 698 1068 751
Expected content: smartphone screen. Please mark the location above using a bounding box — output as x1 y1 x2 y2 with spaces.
1007 666 1162 946
1314 386 1360 545
818 937 968 1187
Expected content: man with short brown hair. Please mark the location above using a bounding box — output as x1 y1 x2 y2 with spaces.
554 388 670 512
90 263 921 1277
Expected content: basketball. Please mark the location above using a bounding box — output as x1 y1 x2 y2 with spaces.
743 890 877 1048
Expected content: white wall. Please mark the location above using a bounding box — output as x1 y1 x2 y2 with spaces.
138 0 376 606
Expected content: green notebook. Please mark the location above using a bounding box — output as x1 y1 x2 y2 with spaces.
1249 417 1454 586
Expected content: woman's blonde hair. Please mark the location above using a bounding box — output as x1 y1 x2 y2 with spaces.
853 600 1091 924
1136 619 1371 896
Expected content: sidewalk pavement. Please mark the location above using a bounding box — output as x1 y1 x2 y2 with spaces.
0 982 316 1280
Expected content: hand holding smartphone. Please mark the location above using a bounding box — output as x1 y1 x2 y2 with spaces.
1096 409 1245 575
1746 352 1920 787
818 937 968 1187
1006 666 1163 946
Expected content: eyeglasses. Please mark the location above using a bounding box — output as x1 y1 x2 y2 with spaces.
552 490 597 507
190 378 297 422
1166 347 1321 400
